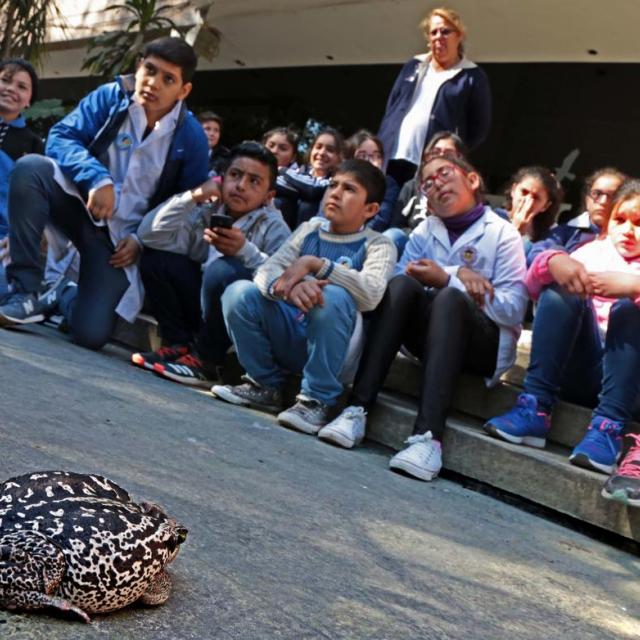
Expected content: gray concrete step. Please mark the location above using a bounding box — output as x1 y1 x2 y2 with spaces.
368 391 640 543
382 353 640 450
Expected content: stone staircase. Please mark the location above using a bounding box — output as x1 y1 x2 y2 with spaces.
113 320 640 544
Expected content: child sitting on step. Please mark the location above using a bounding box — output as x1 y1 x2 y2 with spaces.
211 159 397 434
317 150 528 482
484 179 640 508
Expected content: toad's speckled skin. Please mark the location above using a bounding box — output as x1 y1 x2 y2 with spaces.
0 471 187 623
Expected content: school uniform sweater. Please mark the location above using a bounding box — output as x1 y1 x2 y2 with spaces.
254 218 397 312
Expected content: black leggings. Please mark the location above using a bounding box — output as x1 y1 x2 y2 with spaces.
351 275 499 439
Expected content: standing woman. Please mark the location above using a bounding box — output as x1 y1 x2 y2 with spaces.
378 7 491 188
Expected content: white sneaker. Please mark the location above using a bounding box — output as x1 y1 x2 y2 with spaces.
389 432 442 481
317 405 367 449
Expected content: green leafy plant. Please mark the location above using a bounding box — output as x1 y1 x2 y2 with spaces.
82 0 188 78
0 0 64 64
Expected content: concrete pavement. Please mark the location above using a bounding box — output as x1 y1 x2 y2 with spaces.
0 324 639 639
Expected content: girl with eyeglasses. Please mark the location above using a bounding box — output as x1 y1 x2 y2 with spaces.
485 179 640 508
319 151 527 483
377 7 491 192
527 168 627 265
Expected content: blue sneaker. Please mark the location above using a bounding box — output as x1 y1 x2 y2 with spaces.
569 415 623 474
483 393 550 448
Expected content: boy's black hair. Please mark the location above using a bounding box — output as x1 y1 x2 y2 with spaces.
336 159 386 205
140 37 198 83
198 111 223 127
227 141 278 190
0 58 38 103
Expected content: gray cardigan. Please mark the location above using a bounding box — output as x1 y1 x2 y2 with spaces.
137 191 291 271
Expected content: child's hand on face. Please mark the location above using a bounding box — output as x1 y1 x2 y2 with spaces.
203 226 245 256
406 259 449 288
288 280 329 312
191 177 221 204
588 271 640 299
548 253 593 297
512 194 537 233
273 256 323 300
109 234 140 268
457 266 494 306
87 184 115 220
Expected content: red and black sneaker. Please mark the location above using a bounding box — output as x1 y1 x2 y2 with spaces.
131 345 190 371
602 433 640 508
153 352 220 388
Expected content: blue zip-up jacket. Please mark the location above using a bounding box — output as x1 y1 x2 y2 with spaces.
45 75 209 209
378 55 491 165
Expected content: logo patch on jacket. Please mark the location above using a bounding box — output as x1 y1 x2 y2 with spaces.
115 133 134 150
459 245 479 266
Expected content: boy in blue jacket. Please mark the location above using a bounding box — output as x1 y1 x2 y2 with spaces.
0 37 209 349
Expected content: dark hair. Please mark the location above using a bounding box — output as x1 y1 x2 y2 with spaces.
226 141 278 190
504 166 563 242
0 58 38 103
421 149 485 200
608 179 640 218
140 37 197 83
262 126 299 149
306 127 345 167
198 111 223 127
345 129 384 160
581 167 627 210
336 159 386 205
423 130 468 159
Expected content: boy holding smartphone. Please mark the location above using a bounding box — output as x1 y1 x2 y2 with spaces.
134 141 291 385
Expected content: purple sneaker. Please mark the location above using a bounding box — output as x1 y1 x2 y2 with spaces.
483 393 551 448
570 415 623 474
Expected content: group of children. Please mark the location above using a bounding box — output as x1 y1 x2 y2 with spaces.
0 36 639 510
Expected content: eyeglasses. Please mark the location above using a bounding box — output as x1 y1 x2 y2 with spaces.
429 27 457 38
420 165 460 194
355 150 382 162
588 189 616 202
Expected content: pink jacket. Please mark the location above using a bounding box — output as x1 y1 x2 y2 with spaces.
526 237 640 335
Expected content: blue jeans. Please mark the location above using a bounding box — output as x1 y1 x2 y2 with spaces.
525 284 640 422
198 257 252 364
7 155 129 349
222 281 357 405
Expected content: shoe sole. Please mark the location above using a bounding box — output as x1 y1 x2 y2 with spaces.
569 453 614 474
158 368 216 389
211 385 281 413
0 313 45 327
131 355 154 371
277 411 323 435
317 425 360 448
483 423 546 448
601 487 640 507
388 458 437 482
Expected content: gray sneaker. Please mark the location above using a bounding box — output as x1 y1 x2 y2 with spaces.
318 405 367 449
0 292 45 327
277 395 332 435
211 375 282 413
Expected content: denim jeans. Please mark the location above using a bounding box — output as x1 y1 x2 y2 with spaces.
382 227 409 261
222 281 357 405
525 284 640 422
7 155 128 349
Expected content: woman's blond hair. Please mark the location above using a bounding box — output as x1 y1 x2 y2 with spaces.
420 7 466 57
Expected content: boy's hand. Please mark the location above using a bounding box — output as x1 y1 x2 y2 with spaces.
457 266 494 306
109 235 140 268
288 280 328 312
405 259 449 288
588 271 640 299
191 177 221 204
87 184 115 220
204 226 245 256
548 254 593 297
273 256 323 299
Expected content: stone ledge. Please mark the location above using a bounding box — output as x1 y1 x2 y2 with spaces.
368 392 640 543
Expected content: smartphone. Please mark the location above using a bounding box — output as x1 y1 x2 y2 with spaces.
209 213 234 230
